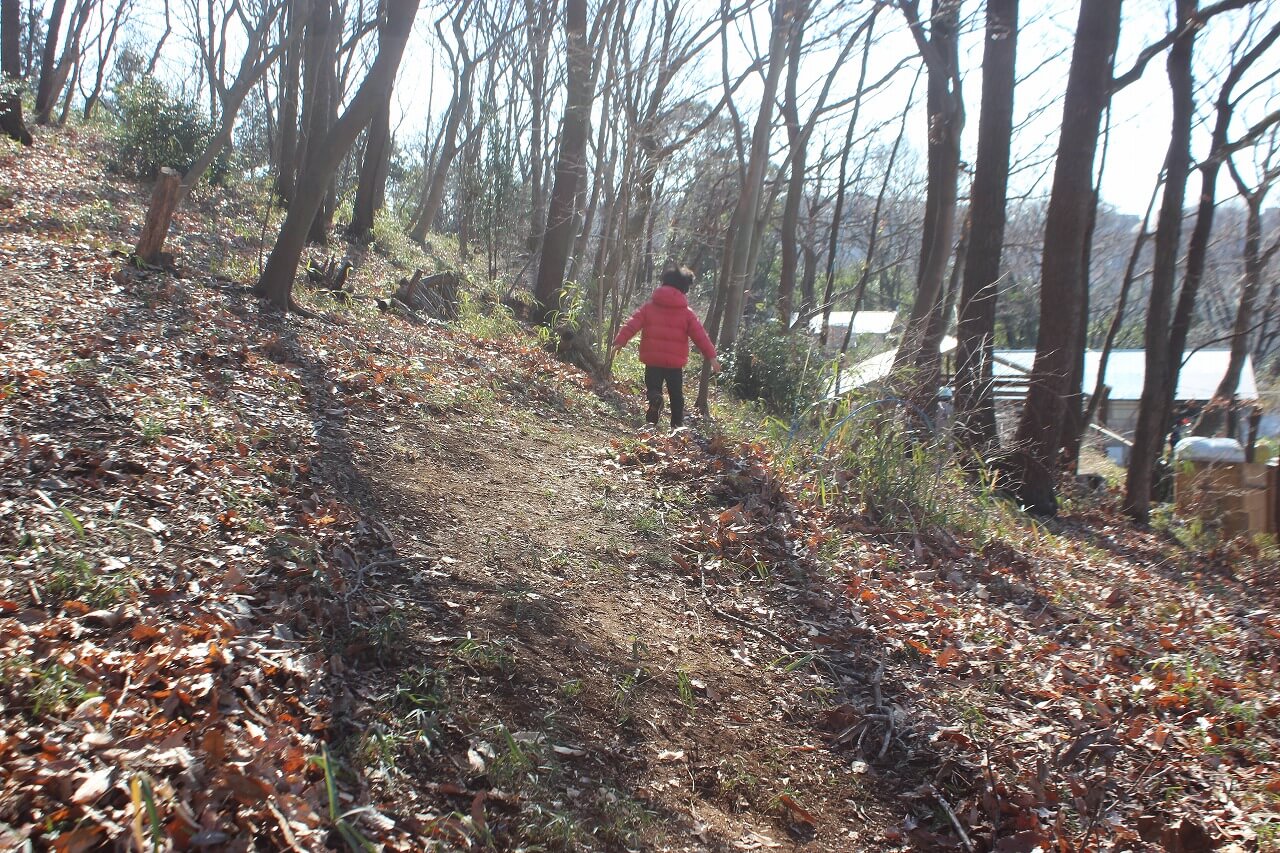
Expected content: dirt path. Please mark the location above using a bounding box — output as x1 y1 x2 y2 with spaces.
0 130 895 851
326 398 899 851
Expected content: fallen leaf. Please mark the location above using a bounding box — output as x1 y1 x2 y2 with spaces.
778 793 816 827
51 826 103 853
70 768 113 804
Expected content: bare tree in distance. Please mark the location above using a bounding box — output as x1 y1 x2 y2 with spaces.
179 0 293 200
705 0 792 348
776 2 878 325
1081 174 1163 437
78 0 133 120
255 0 421 310
953 0 1017 452
34 0 95 124
1 0 32 144
532 0 598 320
1125 0 1277 521
889 0 964 388
273 0 304 202
1194 132 1280 436
1124 0 1198 522
408 0 483 243
1007 0 1120 515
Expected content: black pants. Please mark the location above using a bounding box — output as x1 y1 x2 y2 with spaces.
644 366 684 427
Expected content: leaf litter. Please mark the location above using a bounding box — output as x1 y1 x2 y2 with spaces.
1 127 1278 852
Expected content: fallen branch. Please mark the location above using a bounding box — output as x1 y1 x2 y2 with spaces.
931 785 975 852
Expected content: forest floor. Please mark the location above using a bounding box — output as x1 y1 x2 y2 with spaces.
3 129 1280 853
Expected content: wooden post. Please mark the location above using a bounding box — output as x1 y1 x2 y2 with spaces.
135 168 181 266
1246 406 1262 462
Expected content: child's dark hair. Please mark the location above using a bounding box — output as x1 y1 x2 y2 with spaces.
661 266 696 293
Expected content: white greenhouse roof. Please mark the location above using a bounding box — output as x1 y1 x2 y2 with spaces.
792 310 897 335
991 349 1258 402
841 346 1257 402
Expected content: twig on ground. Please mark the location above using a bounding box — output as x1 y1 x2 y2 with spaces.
106 675 133 724
877 716 894 761
931 785 975 852
697 558 854 687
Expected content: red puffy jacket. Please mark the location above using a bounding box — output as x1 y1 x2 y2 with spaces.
612 285 717 369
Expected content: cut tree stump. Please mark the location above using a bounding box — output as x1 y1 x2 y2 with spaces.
135 168 181 266
377 269 460 322
306 255 354 299
555 325 604 376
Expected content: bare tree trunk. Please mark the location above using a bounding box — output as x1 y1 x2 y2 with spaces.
1009 0 1120 515
177 1 292 202
34 0 90 125
55 49 77 124
953 0 1016 451
776 1 808 325
1158 18 1280 444
819 110 859 346
567 94 613 286
409 0 478 243
1255 275 1280 369
776 2 866 327
255 0 419 310
1125 0 1197 523
145 0 170 75
80 0 130 121
831 75 917 394
799 239 818 318
347 90 392 240
522 0 551 257
920 216 968 393
301 0 337 245
1195 152 1278 436
22 0 39 75
1060 172 1105 473
274 0 304 202
532 0 591 319
32 0 66 122
714 0 792 350
0 0 31 145
1082 176 1161 431
892 0 964 383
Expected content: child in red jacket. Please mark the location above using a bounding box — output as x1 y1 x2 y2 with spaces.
611 267 720 429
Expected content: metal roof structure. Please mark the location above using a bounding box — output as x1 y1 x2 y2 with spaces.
792 310 897 336
841 345 1259 402
991 349 1259 401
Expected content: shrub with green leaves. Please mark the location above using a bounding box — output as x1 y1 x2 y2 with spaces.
721 319 823 416
108 77 226 182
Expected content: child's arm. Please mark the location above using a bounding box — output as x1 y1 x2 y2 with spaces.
687 312 718 369
611 304 647 352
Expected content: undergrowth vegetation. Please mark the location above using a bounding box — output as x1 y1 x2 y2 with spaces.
108 77 227 181
721 319 824 416
5 123 1279 853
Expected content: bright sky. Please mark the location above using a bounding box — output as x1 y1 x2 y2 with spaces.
748 0 1280 215
121 0 1279 216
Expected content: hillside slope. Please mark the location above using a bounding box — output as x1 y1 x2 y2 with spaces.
2 131 1280 852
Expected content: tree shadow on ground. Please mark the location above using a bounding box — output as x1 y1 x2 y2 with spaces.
242 306 770 849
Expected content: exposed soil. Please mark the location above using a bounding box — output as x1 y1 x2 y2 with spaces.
318 391 905 850
0 130 905 851
5 126 1280 853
